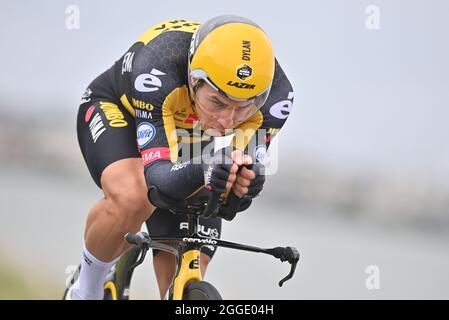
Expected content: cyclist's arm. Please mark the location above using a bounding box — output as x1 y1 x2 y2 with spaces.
129 86 205 202
145 156 205 201
116 28 208 202
134 105 206 201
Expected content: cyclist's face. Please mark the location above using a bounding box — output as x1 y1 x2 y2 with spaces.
193 83 257 136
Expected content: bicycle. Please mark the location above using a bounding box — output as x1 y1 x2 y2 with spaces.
64 183 300 300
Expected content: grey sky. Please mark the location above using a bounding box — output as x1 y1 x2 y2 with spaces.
1 0 448 177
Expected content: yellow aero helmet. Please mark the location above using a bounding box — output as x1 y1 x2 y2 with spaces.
188 15 275 109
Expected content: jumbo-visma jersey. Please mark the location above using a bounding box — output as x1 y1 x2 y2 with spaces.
109 19 294 169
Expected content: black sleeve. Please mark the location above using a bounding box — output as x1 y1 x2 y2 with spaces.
144 157 205 201
126 30 207 201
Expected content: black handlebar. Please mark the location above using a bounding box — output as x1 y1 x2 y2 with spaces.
202 190 221 218
129 164 300 289
203 163 254 219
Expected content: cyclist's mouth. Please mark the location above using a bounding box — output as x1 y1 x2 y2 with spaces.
205 127 225 136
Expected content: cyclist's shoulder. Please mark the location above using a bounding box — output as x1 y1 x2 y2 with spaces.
136 19 200 47
126 20 199 107
130 19 199 76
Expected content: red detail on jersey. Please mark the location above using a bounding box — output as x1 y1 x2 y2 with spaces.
184 113 199 124
206 185 212 191
85 105 96 123
141 147 170 166
264 135 271 143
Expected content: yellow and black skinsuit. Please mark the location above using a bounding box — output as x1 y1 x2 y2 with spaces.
76 19 294 258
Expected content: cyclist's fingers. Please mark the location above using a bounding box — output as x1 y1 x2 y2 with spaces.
242 154 253 166
227 172 237 184
232 183 248 197
232 187 244 198
229 163 239 174
235 175 251 187
240 166 256 180
231 150 243 166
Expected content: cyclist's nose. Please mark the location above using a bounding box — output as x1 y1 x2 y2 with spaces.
217 117 234 129
216 110 236 129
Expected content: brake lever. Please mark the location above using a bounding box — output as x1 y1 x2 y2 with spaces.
279 261 298 287
124 232 151 270
267 246 300 287
278 247 300 287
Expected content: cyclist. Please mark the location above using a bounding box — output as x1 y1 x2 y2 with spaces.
66 15 294 300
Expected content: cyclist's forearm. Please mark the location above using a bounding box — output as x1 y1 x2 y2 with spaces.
144 158 204 200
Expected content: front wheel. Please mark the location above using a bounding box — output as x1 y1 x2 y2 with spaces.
182 281 222 300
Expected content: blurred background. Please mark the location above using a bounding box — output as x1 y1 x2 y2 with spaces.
1 0 448 299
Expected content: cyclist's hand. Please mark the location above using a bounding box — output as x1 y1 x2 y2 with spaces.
231 150 257 198
204 147 239 194
245 162 265 198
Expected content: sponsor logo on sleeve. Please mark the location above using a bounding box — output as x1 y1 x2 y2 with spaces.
121 52 134 74
88 112 106 143
84 105 95 123
170 161 190 172
254 145 267 163
99 102 128 128
141 147 170 166
269 92 294 120
136 122 156 148
80 88 92 104
134 68 166 92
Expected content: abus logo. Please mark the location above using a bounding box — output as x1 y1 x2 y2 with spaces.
182 237 218 245
134 68 166 92
179 223 219 238
136 122 156 148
